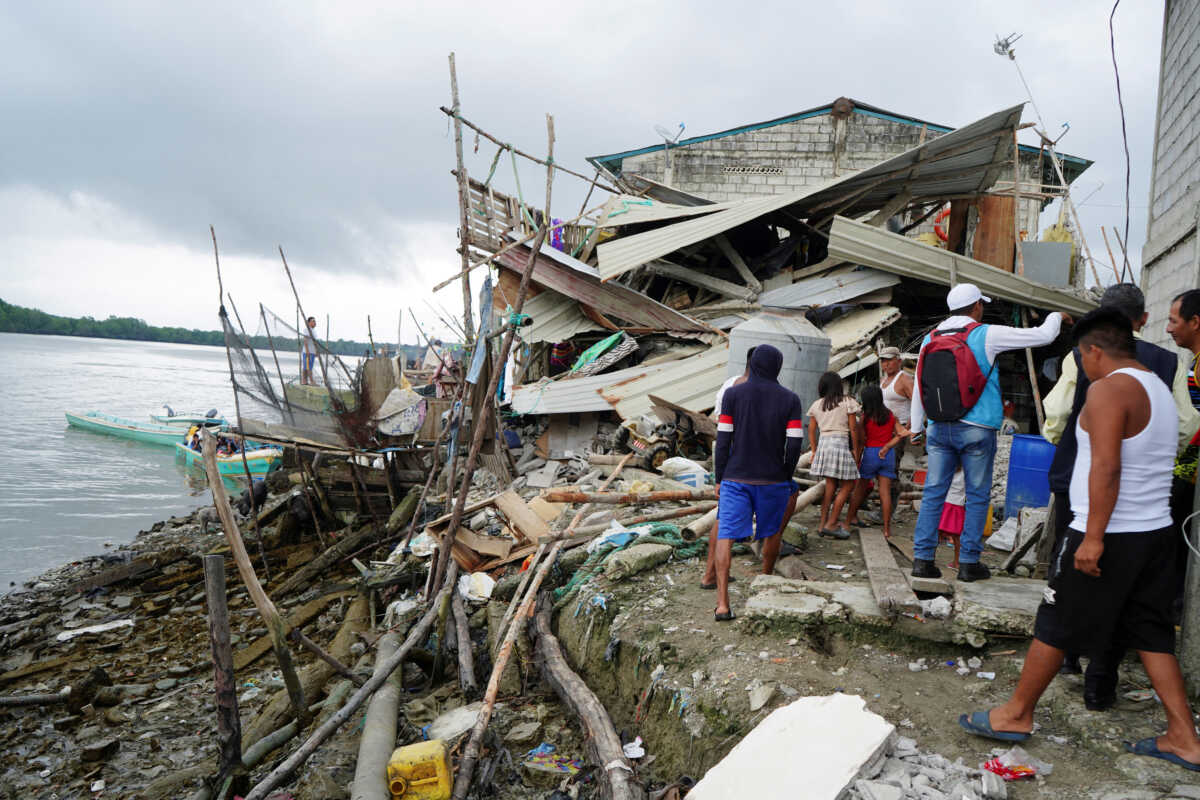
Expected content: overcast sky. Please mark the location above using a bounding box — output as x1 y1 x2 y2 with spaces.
0 1 1164 342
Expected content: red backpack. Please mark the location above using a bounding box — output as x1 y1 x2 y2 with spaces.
916 323 995 422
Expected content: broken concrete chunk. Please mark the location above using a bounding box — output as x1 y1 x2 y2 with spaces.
855 780 903 800
689 694 895 799
604 543 672 580
980 770 1006 800
747 680 775 712
80 737 120 762
504 720 540 743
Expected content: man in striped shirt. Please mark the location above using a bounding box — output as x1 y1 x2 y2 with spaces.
712 344 805 621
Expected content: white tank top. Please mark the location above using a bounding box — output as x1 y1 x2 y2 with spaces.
1069 367 1176 533
881 372 911 424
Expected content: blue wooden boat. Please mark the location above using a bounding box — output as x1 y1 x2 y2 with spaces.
174 442 283 475
151 410 228 427
65 411 209 447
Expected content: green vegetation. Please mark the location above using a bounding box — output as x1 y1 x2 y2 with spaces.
0 298 433 359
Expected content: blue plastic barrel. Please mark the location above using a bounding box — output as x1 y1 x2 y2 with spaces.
1004 434 1056 519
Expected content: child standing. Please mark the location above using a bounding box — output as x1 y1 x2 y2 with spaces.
808 371 862 540
845 385 910 538
938 468 967 568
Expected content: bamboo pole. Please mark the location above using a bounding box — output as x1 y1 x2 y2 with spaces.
242 566 457 800
289 628 364 687
200 431 310 730
449 53 475 344
455 452 635 798
574 503 716 537
1100 226 1123 283
429 113 556 599
1012 127 1025 277
1021 309 1046 432
203 555 247 798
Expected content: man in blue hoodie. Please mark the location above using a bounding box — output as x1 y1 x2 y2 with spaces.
713 344 806 620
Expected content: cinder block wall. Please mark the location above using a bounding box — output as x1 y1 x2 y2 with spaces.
618 110 1043 242
1142 0 1200 348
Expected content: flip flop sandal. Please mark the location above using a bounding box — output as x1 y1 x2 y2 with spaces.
1124 737 1200 771
957 711 1031 742
700 576 736 590
714 610 736 622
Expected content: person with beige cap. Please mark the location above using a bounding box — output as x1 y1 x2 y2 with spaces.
879 344 913 480
909 283 1070 582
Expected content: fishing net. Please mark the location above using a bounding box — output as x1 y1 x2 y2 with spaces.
221 302 374 448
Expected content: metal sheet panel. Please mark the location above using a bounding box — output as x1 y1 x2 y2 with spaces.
595 195 741 228
596 104 1025 281
509 362 672 416
606 344 731 420
826 216 1097 316
520 291 603 344
822 306 903 352
494 243 710 333
759 267 900 309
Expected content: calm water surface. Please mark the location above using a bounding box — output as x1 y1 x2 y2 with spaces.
0 333 247 590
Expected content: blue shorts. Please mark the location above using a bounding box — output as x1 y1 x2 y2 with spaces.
858 446 896 480
304 353 316 371
717 481 794 541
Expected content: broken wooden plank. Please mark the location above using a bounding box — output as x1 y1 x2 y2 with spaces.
886 536 955 595
0 656 72 685
69 548 190 594
491 490 551 543
859 528 921 615
233 591 352 671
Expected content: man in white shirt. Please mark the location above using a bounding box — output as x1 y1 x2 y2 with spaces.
910 284 1069 582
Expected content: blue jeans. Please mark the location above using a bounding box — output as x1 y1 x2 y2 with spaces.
913 421 997 565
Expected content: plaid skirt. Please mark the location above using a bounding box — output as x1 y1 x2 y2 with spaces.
810 432 860 481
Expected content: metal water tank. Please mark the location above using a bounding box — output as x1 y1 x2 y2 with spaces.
728 310 832 420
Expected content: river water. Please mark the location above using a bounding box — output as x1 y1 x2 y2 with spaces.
0 333 249 590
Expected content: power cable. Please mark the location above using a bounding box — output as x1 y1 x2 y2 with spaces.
1109 0 1133 283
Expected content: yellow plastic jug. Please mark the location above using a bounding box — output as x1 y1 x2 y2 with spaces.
387 739 452 800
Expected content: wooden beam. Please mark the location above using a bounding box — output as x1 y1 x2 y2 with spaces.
715 235 763 293
646 260 755 301
866 188 914 227
859 528 922 615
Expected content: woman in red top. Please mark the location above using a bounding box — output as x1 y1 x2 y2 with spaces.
845 385 911 538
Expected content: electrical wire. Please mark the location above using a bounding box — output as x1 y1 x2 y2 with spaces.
1109 0 1133 283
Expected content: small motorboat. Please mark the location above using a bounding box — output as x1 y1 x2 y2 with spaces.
152 405 227 427
65 411 218 447
174 441 283 475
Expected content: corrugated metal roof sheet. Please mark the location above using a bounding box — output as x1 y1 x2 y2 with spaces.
595 104 1026 281
825 216 1098 316
605 343 730 419
508 345 730 418
594 195 741 228
759 266 899 309
494 241 711 333
822 305 903 352
520 290 603 343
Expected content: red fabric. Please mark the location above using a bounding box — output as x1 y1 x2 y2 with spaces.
938 503 965 535
864 412 896 447
786 419 804 429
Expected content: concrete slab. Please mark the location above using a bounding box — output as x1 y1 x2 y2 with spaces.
954 577 1045 636
690 694 895 800
747 576 888 625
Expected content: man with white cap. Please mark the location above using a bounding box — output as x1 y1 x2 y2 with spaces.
909 283 1070 582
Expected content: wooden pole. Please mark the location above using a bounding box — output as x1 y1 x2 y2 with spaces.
530 596 645 800
539 488 715 505
1100 226 1123 283
1021 309 1046 432
429 112 556 599
1012 128 1026 277
242 567 457 800
451 591 477 697
200 431 311 730
203 555 247 798
288 628 364 687
1112 226 1132 284
449 52 475 345
456 453 634 798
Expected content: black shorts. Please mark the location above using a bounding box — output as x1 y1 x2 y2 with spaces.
1033 526 1177 655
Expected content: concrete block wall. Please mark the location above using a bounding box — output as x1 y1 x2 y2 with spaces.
1142 0 1200 348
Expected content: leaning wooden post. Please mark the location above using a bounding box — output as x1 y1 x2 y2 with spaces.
453 452 634 799
451 591 476 697
429 112 556 597
449 52 475 345
201 432 311 730
203 555 248 798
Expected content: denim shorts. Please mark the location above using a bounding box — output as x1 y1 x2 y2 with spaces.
859 446 896 480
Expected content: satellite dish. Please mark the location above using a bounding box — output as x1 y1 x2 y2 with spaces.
654 123 685 144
